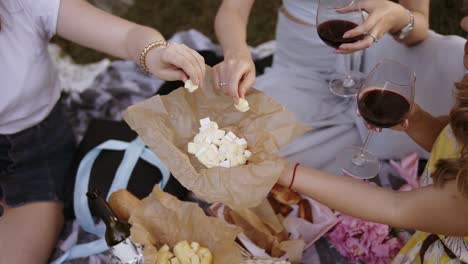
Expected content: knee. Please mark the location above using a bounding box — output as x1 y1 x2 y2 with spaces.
0 202 64 264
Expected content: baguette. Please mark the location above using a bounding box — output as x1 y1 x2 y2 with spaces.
297 199 313 223
108 189 142 221
270 184 301 205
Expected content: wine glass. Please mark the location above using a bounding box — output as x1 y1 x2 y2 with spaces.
316 0 366 97
336 59 416 179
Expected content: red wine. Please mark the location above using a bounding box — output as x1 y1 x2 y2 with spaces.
358 88 410 128
317 20 364 49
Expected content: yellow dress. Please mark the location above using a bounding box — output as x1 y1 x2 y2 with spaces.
392 126 468 264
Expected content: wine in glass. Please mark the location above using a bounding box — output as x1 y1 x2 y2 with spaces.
336 59 416 179
317 0 365 97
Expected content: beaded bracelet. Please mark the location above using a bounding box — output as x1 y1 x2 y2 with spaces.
139 40 167 73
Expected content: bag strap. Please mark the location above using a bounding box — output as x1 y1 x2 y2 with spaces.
51 137 170 264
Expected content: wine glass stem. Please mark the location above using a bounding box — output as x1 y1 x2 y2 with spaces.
342 53 354 87
352 130 374 166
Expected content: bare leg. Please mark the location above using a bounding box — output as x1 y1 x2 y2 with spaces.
0 202 64 264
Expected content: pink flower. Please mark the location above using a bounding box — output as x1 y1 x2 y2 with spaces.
326 214 404 264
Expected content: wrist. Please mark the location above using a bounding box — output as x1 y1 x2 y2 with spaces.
278 162 295 187
391 8 414 38
406 104 423 132
224 46 251 60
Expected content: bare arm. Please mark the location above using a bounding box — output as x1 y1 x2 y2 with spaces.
213 0 256 100
402 104 449 152
215 0 254 59
56 0 205 84
279 164 468 236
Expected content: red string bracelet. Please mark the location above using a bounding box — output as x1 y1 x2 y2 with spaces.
288 163 300 191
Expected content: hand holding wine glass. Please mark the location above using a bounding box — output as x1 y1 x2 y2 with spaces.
316 0 366 97
337 59 416 179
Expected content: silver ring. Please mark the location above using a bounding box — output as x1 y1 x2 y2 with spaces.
219 82 227 87
366 33 378 43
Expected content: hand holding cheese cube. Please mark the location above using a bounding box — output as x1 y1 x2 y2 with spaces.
187 118 251 168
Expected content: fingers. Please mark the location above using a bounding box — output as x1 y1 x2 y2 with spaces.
157 69 188 82
212 65 221 91
181 44 206 86
173 44 204 85
338 20 386 53
226 62 248 102
161 43 204 85
238 70 256 98
215 59 254 102
343 12 379 39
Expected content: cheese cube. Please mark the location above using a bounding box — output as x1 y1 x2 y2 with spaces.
187 142 199 154
219 160 231 168
209 121 219 130
212 138 222 146
199 118 211 129
225 131 237 141
195 146 208 157
214 130 226 139
234 98 250 112
184 79 199 93
243 150 252 159
235 138 247 147
194 133 206 144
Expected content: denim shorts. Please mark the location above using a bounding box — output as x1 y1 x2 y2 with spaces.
0 103 76 207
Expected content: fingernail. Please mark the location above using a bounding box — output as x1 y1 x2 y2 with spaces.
343 33 351 38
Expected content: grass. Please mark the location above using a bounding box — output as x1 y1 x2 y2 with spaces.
53 0 466 64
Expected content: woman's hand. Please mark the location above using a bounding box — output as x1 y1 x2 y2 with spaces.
146 43 206 85
212 49 256 102
336 0 414 54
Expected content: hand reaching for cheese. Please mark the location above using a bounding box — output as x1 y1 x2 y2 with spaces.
155 241 213 264
188 118 252 168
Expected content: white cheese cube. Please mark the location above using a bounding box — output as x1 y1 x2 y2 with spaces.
212 138 222 146
195 146 208 157
219 160 231 168
234 98 250 112
209 144 218 152
199 117 211 129
209 121 219 130
204 136 213 144
214 130 226 139
235 138 247 146
184 79 199 93
243 150 252 159
194 133 206 144
187 142 199 154
225 131 237 141
237 155 247 165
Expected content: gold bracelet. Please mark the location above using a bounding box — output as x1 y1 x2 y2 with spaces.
139 40 168 73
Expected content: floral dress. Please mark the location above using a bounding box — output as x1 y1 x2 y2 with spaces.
392 126 468 264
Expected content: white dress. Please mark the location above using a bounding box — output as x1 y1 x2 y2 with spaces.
255 0 362 173
254 0 465 173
